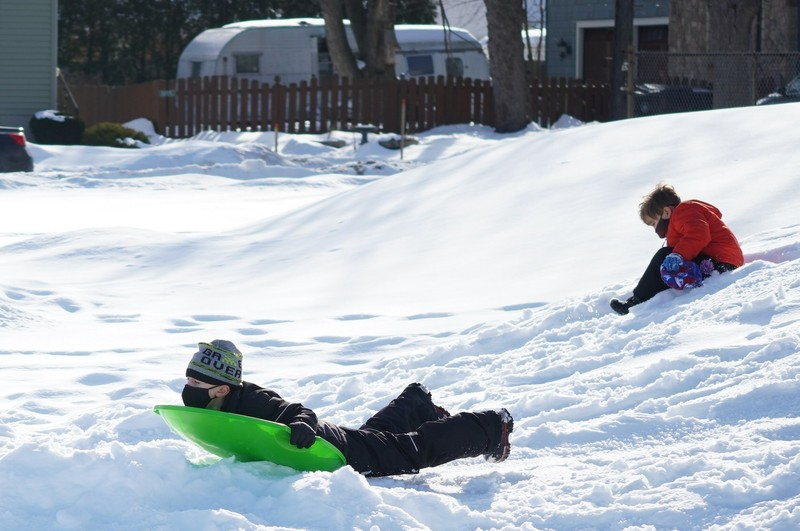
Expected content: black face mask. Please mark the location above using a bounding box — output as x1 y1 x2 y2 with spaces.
655 216 670 239
182 384 214 409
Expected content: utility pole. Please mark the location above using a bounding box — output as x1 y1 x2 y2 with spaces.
610 0 634 120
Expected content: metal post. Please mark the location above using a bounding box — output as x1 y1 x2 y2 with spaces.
400 98 406 160
626 45 635 118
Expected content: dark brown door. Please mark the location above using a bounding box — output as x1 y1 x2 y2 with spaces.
583 28 614 83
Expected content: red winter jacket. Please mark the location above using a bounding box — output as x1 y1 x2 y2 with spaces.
667 200 744 267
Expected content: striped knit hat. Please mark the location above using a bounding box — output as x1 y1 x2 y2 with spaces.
186 340 243 387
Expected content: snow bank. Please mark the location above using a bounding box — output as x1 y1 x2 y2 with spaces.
2 104 800 529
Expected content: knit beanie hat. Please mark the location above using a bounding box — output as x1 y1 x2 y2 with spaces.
186 339 243 387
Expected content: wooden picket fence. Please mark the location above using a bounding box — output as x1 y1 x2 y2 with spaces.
60 75 609 137
168 75 492 137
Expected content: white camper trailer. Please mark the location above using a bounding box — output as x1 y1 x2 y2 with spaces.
176 18 490 84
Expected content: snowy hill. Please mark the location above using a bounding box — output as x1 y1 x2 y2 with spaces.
1 103 799 530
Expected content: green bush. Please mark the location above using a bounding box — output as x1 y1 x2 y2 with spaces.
82 122 150 148
29 110 85 145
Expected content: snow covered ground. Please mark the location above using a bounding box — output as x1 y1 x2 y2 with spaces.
1 103 799 530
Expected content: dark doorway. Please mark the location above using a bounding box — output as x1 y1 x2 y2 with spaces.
583 28 614 83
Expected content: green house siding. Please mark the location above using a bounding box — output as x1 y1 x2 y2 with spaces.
0 0 58 127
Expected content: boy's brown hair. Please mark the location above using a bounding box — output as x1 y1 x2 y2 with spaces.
639 183 682 223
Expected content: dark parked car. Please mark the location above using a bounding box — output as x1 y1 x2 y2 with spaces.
756 74 800 106
634 83 713 117
0 126 34 172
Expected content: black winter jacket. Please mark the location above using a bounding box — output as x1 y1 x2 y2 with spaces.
220 382 350 456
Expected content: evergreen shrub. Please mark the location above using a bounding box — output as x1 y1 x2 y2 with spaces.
82 122 150 148
29 110 86 145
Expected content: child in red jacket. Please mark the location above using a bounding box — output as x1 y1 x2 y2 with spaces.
610 184 744 315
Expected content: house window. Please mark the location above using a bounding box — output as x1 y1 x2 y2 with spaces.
407 55 434 76
639 25 669 52
235 54 260 74
638 25 669 82
191 61 203 78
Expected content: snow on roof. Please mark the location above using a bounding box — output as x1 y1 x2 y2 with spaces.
181 27 248 59
394 24 480 46
223 18 329 29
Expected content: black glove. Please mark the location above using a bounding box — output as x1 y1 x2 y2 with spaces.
288 421 316 449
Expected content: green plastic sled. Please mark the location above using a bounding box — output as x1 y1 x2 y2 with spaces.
154 405 346 472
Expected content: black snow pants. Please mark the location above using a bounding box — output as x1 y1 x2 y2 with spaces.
317 383 503 477
632 246 738 303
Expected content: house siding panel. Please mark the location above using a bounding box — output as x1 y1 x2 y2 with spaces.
546 0 669 78
0 0 58 127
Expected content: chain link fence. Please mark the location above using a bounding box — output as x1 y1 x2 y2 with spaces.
633 52 800 117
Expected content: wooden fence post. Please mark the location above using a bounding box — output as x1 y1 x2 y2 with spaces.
220 76 230 131
193 76 204 135
435 76 446 126
340 76 350 130
287 82 298 133
320 77 331 133
298 80 308 133
423 76 435 129
261 81 271 133
405 78 418 132
331 75 342 131
231 76 241 130
249 79 260 131
273 82 286 134
209 76 220 133
484 78 494 127
463 77 474 124
383 78 399 133
309 78 319 134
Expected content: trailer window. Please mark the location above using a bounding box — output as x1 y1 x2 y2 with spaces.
406 55 434 76
317 37 333 77
445 58 464 77
191 62 203 78
235 54 260 74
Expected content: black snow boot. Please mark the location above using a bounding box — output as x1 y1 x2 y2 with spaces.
484 408 513 463
610 295 642 316
413 382 450 419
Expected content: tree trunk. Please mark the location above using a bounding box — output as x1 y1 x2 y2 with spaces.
364 0 398 79
670 0 764 108
344 0 369 61
760 0 798 91
761 0 796 53
319 0 361 79
484 0 530 132
669 0 709 53
708 0 760 51
610 0 634 120
668 0 716 96
708 0 761 108
321 0 397 79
